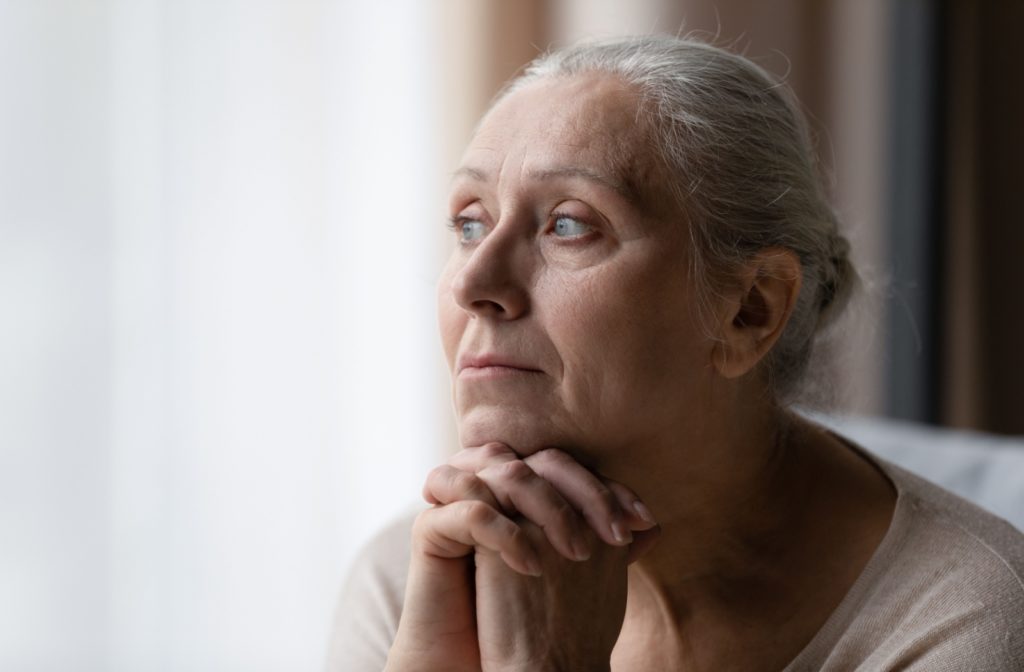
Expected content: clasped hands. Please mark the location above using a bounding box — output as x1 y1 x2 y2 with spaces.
387 443 661 672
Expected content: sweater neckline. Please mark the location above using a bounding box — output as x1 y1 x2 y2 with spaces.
780 431 914 670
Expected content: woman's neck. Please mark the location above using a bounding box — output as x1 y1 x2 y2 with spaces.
611 401 805 591
603 401 897 667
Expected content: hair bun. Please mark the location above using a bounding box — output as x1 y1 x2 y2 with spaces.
818 232 855 325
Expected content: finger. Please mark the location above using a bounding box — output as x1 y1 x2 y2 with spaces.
603 479 658 531
477 459 592 562
524 448 634 547
413 501 542 576
448 444 591 562
448 442 518 473
625 525 661 565
423 464 501 510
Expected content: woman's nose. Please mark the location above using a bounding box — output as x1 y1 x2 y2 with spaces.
450 227 530 320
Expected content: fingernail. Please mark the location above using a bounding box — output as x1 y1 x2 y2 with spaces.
611 520 633 545
572 537 591 562
632 500 656 524
525 555 543 577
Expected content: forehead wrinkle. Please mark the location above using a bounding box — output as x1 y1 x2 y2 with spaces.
453 82 665 214
550 104 662 213
451 165 487 183
525 166 641 205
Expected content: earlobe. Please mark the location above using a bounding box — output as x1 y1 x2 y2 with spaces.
711 249 802 380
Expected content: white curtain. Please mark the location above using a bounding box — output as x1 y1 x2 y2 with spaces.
0 1 445 669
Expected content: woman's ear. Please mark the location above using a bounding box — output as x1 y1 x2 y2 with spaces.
711 248 802 379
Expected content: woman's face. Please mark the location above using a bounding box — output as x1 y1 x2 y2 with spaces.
438 73 719 463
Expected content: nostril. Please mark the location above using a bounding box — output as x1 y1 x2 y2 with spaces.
449 240 530 319
470 298 508 316
459 287 528 321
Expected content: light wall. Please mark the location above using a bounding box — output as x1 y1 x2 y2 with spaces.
1 1 445 669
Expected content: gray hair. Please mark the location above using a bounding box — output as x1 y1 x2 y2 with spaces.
499 35 856 406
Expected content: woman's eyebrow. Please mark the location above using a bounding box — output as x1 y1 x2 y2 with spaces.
452 166 487 182
528 167 638 202
452 165 639 204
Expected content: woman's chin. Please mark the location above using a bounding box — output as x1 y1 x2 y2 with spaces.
456 406 567 456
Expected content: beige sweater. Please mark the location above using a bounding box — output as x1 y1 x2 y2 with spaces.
326 445 1024 671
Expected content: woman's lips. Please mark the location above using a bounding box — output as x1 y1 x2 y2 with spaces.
456 354 542 378
459 365 542 379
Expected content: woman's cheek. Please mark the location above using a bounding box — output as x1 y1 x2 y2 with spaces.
436 269 466 370
540 237 618 271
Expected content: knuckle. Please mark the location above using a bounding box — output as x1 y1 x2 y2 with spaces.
590 483 617 512
481 459 529 485
543 446 569 459
498 459 532 481
461 500 495 527
448 467 471 488
452 470 485 497
528 448 574 475
506 520 528 546
478 442 512 462
529 447 564 465
425 464 449 485
422 466 449 502
553 498 579 527
411 509 434 537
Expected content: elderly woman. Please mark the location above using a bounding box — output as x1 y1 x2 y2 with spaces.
329 36 1024 671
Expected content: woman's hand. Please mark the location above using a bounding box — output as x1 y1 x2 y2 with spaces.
387 443 658 672
386 482 528 672
449 445 659 671
473 515 630 672
436 443 659 567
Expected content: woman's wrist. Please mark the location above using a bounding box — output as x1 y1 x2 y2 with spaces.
386 635 481 672
385 655 479 672
484 660 611 672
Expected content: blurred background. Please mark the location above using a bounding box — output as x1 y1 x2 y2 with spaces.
1 0 1021 670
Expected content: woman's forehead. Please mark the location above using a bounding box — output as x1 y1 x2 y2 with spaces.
474 75 641 150
458 73 664 205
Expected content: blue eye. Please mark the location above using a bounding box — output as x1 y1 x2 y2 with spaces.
460 219 486 242
552 215 590 237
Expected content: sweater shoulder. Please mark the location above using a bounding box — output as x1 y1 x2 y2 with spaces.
325 511 417 672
